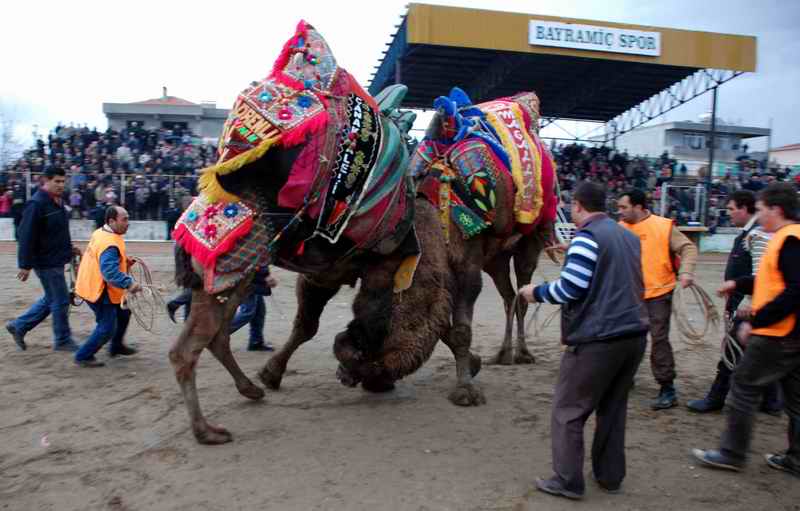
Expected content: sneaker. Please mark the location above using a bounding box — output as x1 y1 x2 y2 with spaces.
765 453 800 477
5 322 26 351
75 358 105 368
54 341 80 352
247 342 274 352
692 448 743 472
535 477 583 500
652 385 678 410
109 345 138 357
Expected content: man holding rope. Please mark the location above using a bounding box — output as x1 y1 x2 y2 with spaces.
694 182 800 477
687 190 782 415
73 206 142 367
618 189 698 410
520 181 649 500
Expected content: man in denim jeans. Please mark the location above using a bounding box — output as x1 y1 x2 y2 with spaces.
6 167 81 351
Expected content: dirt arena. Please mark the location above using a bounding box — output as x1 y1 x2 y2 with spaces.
0 241 796 510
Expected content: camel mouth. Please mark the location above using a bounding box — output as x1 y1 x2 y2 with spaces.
336 364 361 388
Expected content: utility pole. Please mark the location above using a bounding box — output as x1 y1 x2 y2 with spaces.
705 86 718 225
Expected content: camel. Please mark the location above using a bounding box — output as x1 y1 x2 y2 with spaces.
168 22 556 444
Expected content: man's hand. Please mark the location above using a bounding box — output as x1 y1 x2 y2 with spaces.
17 269 30 282
265 276 278 289
679 273 694 288
737 321 753 346
127 257 136 268
71 245 82 257
518 284 535 304
735 305 753 320
717 280 737 297
128 282 143 294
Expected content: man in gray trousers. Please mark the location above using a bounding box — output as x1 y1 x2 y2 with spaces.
520 181 650 500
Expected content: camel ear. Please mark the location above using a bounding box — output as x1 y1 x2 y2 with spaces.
374 84 408 116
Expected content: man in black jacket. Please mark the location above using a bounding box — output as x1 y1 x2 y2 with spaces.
687 190 782 414
6 168 81 351
519 181 649 500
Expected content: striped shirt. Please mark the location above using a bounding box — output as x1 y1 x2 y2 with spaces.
533 232 598 304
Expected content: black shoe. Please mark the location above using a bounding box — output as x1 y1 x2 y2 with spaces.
109 345 138 357
535 477 583 500
760 404 783 417
53 340 79 352
166 301 181 324
6 322 26 351
75 358 105 368
692 448 743 472
687 396 724 413
765 453 800 477
652 385 678 410
591 474 621 494
247 342 274 352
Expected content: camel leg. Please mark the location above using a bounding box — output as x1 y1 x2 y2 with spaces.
169 289 233 445
258 275 340 390
443 263 486 406
485 253 516 365
511 235 544 364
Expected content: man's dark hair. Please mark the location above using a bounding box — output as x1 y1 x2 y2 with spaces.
43 167 66 179
727 190 756 214
758 183 799 220
573 181 606 213
104 206 121 224
619 188 648 210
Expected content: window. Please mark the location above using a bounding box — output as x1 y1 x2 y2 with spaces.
683 134 704 150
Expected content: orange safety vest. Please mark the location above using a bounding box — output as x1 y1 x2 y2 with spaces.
619 214 676 300
75 228 128 304
751 223 800 337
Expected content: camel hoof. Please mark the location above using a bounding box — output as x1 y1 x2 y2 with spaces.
489 349 513 366
362 377 396 393
194 424 233 445
469 353 482 377
448 384 486 407
513 350 536 365
238 382 265 401
258 361 283 391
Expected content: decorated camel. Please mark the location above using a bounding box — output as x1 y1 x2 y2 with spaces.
169 21 557 444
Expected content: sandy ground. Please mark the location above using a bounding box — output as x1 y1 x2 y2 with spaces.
0 241 797 511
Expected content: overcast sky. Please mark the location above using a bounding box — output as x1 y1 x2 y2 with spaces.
1 0 797 150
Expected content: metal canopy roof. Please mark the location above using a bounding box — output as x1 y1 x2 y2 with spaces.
368 4 757 128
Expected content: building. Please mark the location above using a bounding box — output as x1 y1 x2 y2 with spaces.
769 143 800 168
602 116 770 176
102 88 229 142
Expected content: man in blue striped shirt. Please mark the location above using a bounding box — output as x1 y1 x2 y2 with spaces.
519 182 649 501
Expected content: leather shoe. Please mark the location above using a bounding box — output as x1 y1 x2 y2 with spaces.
54 341 80 352
110 345 138 357
687 396 724 413
652 385 678 410
6 322 26 351
75 358 105 368
247 342 274 352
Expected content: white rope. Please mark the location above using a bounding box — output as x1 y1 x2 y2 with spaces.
120 256 165 333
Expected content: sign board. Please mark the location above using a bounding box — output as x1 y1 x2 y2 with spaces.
529 20 661 57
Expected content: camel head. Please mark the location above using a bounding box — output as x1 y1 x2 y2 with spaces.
198 20 382 222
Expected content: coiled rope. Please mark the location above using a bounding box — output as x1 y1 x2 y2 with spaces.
68 254 83 308
670 283 720 345
120 256 165 333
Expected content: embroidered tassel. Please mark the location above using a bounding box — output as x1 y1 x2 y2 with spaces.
280 111 329 148
296 240 305 256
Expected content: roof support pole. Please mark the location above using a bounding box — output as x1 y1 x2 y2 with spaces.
705 85 718 222
394 57 403 84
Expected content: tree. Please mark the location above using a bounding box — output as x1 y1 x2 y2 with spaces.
0 101 24 170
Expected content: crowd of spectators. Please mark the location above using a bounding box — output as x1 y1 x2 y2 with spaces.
1 126 798 233
0 123 217 227
550 142 799 228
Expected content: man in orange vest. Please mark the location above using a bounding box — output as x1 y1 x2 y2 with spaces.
618 189 698 410
74 206 142 367
693 183 800 476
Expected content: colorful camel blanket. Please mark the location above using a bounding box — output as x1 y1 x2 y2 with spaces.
411 88 557 237
174 21 415 292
